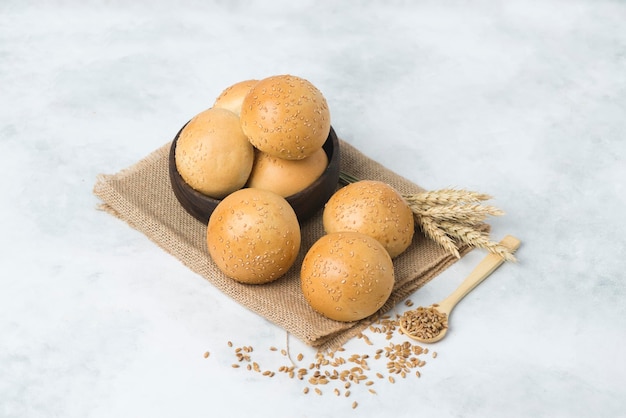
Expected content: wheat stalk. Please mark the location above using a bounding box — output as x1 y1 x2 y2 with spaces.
409 202 504 225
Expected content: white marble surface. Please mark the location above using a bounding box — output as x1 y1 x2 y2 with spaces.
2 1 625 417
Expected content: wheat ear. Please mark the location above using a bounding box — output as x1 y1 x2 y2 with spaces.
415 215 461 259
404 189 492 206
439 221 517 262
409 202 504 225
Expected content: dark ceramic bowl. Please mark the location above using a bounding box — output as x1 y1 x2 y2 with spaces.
169 125 340 224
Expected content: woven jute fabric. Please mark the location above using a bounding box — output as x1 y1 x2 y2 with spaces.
93 139 473 350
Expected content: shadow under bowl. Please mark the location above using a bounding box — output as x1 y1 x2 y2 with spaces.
169 125 341 224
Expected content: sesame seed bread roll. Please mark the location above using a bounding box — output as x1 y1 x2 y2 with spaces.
323 180 415 258
300 231 395 322
175 107 254 199
207 188 301 284
213 79 259 116
240 74 331 160
246 147 328 197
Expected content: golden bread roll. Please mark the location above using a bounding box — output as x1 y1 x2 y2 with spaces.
323 180 414 258
207 188 301 284
213 79 258 116
246 147 328 197
240 74 330 160
175 107 254 199
300 231 395 322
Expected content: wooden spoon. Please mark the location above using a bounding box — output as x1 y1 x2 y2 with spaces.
400 235 521 343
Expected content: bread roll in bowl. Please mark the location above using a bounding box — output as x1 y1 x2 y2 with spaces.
300 231 395 322
207 188 301 284
213 79 258 116
323 180 414 258
240 74 330 160
175 107 254 199
246 148 328 197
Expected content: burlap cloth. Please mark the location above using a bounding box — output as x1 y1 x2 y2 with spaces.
93 139 474 350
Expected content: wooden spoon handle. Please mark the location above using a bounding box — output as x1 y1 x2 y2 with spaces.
438 235 521 313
